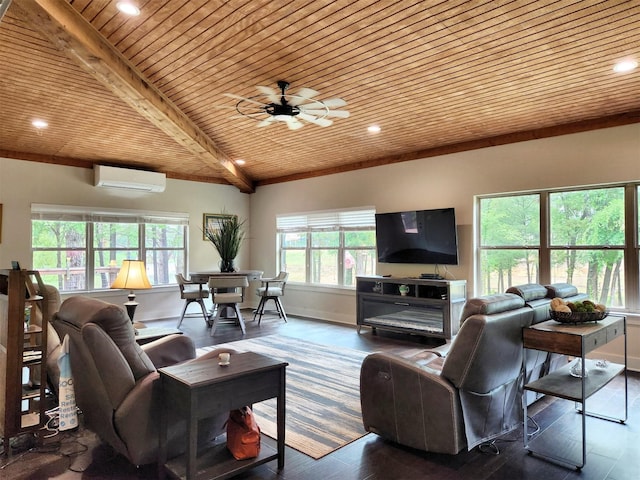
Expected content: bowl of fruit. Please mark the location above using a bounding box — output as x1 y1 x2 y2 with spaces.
549 298 608 324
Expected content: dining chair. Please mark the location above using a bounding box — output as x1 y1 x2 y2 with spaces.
208 275 249 335
253 271 289 324
175 273 210 328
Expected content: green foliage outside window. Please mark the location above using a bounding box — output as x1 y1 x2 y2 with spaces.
479 186 628 307
32 218 186 292
279 228 376 287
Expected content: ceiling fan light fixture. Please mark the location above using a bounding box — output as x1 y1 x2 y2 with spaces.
225 80 348 130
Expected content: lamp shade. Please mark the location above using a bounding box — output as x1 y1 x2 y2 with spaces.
110 260 152 290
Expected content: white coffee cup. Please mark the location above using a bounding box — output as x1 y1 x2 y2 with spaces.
219 352 231 364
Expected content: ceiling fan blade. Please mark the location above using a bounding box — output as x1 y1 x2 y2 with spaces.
288 87 319 106
286 117 304 130
298 113 333 127
320 98 347 108
324 109 350 118
223 93 267 107
299 108 327 116
300 108 350 119
295 87 319 99
257 117 276 127
256 86 281 104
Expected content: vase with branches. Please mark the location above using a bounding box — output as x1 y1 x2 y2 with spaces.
204 214 245 272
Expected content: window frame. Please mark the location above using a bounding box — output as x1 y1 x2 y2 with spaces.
477 183 639 312
277 208 376 288
31 204 188 292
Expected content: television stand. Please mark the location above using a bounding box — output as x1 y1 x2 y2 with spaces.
420 273 443 280
356 276 466 340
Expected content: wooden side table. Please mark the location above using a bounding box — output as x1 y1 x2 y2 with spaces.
522 315 627 469
158 352 287 480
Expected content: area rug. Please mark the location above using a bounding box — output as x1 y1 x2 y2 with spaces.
197 335 370 459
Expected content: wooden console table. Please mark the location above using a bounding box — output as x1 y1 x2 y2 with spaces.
522 315 627 469
158 352 287 480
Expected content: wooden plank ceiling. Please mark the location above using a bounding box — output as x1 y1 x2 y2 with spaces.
0 0 638 193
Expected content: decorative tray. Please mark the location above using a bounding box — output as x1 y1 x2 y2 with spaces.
549 310 608 324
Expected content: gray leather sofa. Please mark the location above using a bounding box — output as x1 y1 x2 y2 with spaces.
360 293 533 454
52 295 234 466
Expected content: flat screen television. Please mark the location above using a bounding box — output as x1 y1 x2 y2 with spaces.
375 208 459 265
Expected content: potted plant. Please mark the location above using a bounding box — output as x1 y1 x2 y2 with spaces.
204 214 245 272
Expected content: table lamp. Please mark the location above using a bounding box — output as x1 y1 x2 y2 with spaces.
110 260 152 325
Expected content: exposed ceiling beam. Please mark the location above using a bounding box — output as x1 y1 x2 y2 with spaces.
0 0 12 22
13 0 254 193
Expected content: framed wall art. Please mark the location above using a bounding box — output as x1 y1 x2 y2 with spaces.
202 213 234 240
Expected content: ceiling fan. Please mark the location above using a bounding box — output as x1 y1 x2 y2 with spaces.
223 80 350 130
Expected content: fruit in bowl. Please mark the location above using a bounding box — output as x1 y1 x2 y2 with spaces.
549 297 608 323
550 297 606 313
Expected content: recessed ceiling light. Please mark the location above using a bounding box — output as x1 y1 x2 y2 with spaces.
613 59 638 73
367 125 381 133
116 1 140 16
32 119 48 129
235 159 246 165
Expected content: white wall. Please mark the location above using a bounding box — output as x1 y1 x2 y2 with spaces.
249 124 640 368
0 159 251 321
1 125 639 367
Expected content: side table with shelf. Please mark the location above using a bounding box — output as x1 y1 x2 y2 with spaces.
356 276 466 339
0 269 50 455
522 315 627 469
158 351 287 480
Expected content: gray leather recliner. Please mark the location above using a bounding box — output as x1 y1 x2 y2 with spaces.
52 295 232 466
360 293 533 454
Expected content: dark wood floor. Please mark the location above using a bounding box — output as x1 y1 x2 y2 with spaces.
2 311 638 479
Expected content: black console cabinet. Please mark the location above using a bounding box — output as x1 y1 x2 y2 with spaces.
356 276 467 340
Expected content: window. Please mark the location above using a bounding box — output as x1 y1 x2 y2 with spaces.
479 194 540 292
277 208 376 287
32 204 188 292
478 185 635 310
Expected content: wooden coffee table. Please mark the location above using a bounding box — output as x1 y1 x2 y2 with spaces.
158 352 288 479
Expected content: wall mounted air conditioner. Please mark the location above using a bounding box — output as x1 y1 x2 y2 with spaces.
94 165 166 193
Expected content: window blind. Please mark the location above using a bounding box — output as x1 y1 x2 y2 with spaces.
31 204 189 225
276 207 375 230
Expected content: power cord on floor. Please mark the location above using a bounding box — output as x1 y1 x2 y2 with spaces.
478 439 501 455
0 407 87 472
0 430 90 472
44 406 61 438
477 415 541 456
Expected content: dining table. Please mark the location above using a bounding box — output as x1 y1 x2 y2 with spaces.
189 270 264 319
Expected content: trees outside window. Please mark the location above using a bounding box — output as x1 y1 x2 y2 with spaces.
479 186 632 309
277 209 376 287
32 206 187 292
479 194 539 293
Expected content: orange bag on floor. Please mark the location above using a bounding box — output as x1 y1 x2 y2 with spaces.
226 406 261 460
